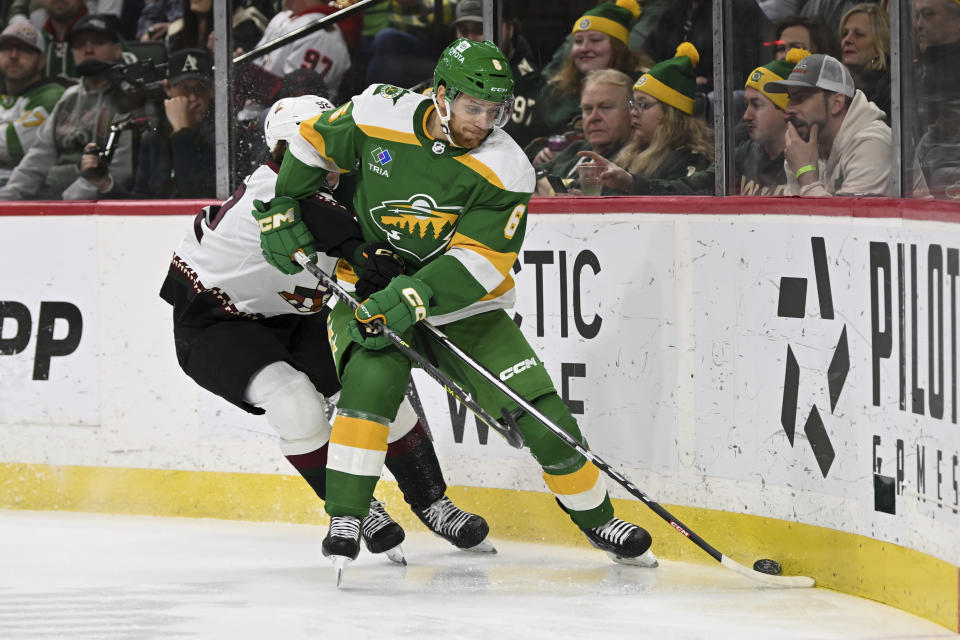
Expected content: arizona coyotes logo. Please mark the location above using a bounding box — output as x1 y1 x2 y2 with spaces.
279 285 329 313
368 194 461 262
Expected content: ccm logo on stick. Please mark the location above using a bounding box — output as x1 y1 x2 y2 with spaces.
0 301 82 380
670 521 691 537
499 357 538 381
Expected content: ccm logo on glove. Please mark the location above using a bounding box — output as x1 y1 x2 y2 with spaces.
256 207 297 232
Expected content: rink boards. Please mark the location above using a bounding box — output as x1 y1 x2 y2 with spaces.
0 196 958 631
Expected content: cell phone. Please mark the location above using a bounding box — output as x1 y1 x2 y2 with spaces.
545 174 567 194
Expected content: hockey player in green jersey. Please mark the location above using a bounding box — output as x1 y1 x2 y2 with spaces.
256 38 656 579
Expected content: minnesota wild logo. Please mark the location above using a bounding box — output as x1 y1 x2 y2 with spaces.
369 194 461 262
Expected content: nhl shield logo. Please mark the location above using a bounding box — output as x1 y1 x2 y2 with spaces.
432 140 446 154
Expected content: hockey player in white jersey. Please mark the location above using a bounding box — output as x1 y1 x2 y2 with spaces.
159 95 494 564
252 1 351 98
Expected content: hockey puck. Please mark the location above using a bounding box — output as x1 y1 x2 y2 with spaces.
753 558 782 575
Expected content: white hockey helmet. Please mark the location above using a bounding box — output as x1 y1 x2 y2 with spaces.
263 95 335 150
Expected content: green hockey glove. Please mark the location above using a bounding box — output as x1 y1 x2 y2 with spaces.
348 275 433 350
251 196 317 274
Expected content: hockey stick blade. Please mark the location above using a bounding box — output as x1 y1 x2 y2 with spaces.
720 556 815 588
294 251 523 449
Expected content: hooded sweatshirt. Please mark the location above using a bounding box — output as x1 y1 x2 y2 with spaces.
785 89 892 197
0 77 134 200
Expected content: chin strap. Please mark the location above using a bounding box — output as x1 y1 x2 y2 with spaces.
430 93 459 147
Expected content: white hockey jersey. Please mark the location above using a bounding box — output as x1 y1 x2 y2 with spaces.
170 163 339 318
253 8 351 94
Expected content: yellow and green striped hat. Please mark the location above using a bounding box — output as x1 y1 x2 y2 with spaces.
744 48 810 110
572 0 642 46
632 42 699 115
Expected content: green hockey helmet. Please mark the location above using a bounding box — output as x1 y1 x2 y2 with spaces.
433 38 514 107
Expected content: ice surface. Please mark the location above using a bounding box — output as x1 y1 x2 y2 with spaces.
0 510 953 639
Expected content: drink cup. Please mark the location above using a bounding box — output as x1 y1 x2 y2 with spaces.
577 164 603 196
548 135 568 152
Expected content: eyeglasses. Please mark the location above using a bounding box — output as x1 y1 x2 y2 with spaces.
628 99 656 113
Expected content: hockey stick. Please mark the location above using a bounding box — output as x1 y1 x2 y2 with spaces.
411 324 814 587
295 251 523 449
234 0 387 65
295 253 812 588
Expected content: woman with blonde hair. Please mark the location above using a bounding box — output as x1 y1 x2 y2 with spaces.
524 0 650 156
579 43 713 195
838 3 890 118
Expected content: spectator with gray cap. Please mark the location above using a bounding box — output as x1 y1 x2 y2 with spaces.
0 20 67 186
0 13 135 200
765 52 892 196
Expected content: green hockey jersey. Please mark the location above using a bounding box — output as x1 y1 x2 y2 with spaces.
276 83 536 325
0 79 65 183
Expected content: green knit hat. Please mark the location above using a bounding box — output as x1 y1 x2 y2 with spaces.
572 0 642 46
632 42 699 115
744 48 809 110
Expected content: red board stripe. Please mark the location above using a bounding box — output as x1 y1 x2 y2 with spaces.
1 196 960 223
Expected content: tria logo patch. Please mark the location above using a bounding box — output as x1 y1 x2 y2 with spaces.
371 146 392 165
368 194 461 262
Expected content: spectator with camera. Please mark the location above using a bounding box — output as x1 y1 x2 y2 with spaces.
0 21 67 186
0 14 135 200
85 47 216 198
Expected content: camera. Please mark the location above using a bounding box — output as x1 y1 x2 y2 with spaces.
80 116 153 181
105 59 169 113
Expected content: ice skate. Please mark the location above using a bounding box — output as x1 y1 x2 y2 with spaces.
362 498 406 565
322 515 361 586
413 496 496 553
582 517 658 567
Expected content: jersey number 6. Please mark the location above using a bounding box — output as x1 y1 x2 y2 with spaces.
503 204 526 239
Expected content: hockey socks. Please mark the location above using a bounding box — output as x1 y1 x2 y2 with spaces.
384 420 447 509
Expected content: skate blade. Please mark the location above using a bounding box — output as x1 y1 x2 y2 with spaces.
606 549 658 568
462 537 497 554
384 544 407 566
330 555 353 587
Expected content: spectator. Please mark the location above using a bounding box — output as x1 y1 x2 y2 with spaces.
36 0 90 80
7 0 120 29
736 48 806 195
448 0 541 149
137 0 182 41
533 68 635 196
766 52 893 196
166 0 267 54
915 89 960 199
0 21 66 185
839 3 890 119
360 0 455 90
539 0 670 82
524 0 646 149
799 0 875 33
86 47 215 197
913 0 960 134
644 0 770 93
768 15 840 60
0 13 136 200
577 43 713 195
251 0 351 98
